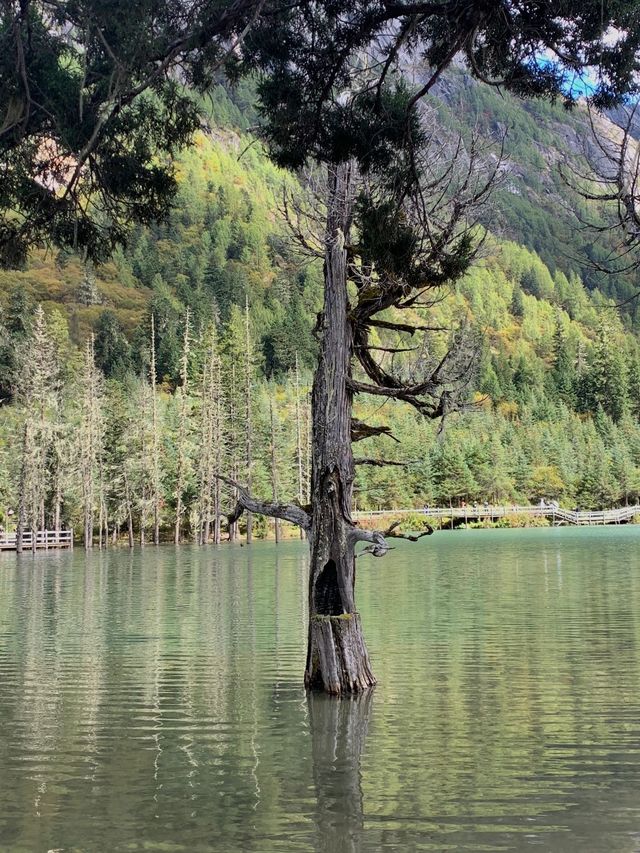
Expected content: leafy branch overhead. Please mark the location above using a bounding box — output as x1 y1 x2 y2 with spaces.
3 1 640 266
0 0 267 266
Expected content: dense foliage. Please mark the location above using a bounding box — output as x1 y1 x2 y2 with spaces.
2 154 640 536
3 75 640 534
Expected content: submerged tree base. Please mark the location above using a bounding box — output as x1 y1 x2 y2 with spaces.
305 613 376 695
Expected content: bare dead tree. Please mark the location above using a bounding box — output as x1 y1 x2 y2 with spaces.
150 314 162 544
226 360 241 543
80 334 103 550
197 322 222 545
215 111 502 694
213 353 225 545
294 352 306 541
562 103 640 284
244 298 254 544
174 309 191 544
269 399 281 544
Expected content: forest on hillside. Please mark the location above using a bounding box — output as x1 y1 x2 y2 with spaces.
1 123 640 543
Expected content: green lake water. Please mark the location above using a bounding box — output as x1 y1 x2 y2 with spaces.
1 527 640 852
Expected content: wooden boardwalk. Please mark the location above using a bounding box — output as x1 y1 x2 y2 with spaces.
0 530 73 551
354 505 640 527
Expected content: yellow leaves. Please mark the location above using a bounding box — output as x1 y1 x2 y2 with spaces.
529 465 566 498
496 401 519 421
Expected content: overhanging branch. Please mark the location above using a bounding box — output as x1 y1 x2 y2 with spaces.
351 417 400 442
365 318 446 335
349 378 444 417
351 519 434 557
354 457 415 466
215 474 311 532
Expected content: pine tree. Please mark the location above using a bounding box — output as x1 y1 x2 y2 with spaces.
551 311 576 405
94 310 132 378
510 284 525 318
583 321 629 421
76 265 102 306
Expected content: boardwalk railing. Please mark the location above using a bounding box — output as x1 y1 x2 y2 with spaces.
0 529 74 551
353 505 640 527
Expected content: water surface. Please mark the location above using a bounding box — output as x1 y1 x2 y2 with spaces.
1 527 640 851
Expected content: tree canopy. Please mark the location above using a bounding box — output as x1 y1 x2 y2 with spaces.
3 1 640 265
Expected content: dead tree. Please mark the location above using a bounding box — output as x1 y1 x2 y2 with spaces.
243 298 254 543
213 355 225 545
150 314 162 544
80 335 103 550
294 353 306 541
270 399 281 544
218 115 499 694
197 322 222 545
227 362 239 543
562 103 640 283
15 422 30 554
174 309 191 544
13 305 59 551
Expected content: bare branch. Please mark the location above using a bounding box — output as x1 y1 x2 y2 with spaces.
350 518 434 558
351 417 400 443
365 318 446 334
562 102 640 280
215 474 311 532
351 528 390 557
382 519 434 540
353 457 415 466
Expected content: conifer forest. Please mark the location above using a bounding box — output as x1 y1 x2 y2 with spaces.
2 117 640 548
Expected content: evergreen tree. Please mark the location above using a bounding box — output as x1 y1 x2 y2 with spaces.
76 265 102 307
550 311 576 405
433 445 479 505
94 311 132 379
583 321 629 421
0 286 33 401
510 284 525 318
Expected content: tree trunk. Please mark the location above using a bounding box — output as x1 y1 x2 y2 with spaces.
304 162 376 696
53 476 61 533
270 400 281 544
228 363 238 543
174 309 190 545
150 315 161 545
16 422 29 554
244 297 253 545
214 473 222 545
124 473 134 549
295 353 306 541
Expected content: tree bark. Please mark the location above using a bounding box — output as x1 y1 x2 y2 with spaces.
150 314 161 545
174 309 190 545
295 352 306 541
16 422 29 554
270 400 281 544
124 472 134 549
244 297 253 544
304 162 376 696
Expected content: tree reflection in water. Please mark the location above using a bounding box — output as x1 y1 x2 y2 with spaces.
308 691 373 853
